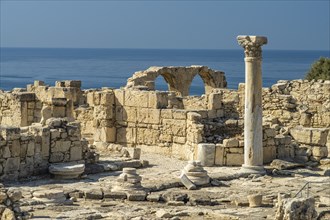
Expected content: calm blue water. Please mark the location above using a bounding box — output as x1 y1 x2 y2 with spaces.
0 48 329 95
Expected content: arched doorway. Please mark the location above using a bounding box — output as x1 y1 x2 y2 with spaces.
154 75 169 91
189 74 205 96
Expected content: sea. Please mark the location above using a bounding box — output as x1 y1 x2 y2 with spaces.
0 48 329 95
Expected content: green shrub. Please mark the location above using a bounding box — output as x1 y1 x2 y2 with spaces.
305 57 330 81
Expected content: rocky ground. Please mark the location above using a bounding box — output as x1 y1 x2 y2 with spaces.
3 152 330 220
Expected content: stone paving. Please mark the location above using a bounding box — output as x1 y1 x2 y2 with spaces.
3 152 329 220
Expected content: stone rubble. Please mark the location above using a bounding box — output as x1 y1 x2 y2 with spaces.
274 196 318 220
0 185 28 220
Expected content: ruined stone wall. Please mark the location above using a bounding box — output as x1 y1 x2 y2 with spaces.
28 80 83 106
112 89 203 160
213 125 294 166
1 76 329 166
267 80 330 127
0 92 42 127
75 88 209 160
0 119 88 181
211 80 330 165
182 96 207 110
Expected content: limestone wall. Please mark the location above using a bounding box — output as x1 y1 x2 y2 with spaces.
0 91 42 127
28 80 83 106
0 119 88 181
76 87 233 160
80 88 205 160
213 125 294 166
1 74 329 167
263 80 330 127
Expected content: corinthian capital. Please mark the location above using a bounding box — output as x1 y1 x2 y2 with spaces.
237 35 267 58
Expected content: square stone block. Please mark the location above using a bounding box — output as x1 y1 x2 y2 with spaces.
226 153 243 166
148 91 168 109
197 143 215 167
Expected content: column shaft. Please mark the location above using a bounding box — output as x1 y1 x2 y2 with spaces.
237 35 267 173
244 57 263 166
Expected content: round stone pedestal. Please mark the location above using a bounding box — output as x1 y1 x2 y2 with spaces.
112 168 143 192
49 162 85 179
182 161 210 186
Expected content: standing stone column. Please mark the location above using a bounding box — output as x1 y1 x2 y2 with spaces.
237 35 267 173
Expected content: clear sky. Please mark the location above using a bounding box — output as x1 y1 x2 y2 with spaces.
1 0 329 50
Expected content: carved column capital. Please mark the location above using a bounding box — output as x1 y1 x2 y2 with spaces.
237 35 267 58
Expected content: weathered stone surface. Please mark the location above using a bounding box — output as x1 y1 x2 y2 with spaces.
146 193 160 202
33 189 66 204
247 194 262 207
126 66 226 96
49 162 85 179
112 168 144 193
3 157 20 173
127 191 146 201
6 188 22 202
274 197 318 220
226 153 244 166
1 208 15 220
180 173 196 190
156 209 173 218
290 126 329 146
312 146 328 158
103 191 127 200
214 144 225 166
197 143 215 167
181 161 209 187
84 188 103 200
320 158 330 165
270 159 304 170
0 192 7 203
223 138 239 148
93 127 116 143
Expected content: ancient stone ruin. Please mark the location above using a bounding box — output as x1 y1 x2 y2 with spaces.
0 35 329 219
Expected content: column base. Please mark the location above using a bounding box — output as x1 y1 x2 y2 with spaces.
240 164 266 175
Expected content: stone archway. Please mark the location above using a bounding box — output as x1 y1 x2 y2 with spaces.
198 69 227 95
126 66 227 96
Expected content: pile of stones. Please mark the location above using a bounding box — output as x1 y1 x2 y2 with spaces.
0 184 28 219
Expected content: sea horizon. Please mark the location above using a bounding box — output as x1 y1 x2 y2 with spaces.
1 47 329 94
1 46 329 52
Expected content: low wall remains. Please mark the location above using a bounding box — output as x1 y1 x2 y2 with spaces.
0 119 89 181
1 67 329 168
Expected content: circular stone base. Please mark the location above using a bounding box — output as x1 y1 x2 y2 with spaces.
49 162 85 179
189 176 210 186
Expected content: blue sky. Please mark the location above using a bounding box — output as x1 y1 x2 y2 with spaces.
0 1 329 50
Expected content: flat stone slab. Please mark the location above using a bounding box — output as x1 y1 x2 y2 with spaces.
270 159 305 170
49 162 85 179
32 189 66 204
